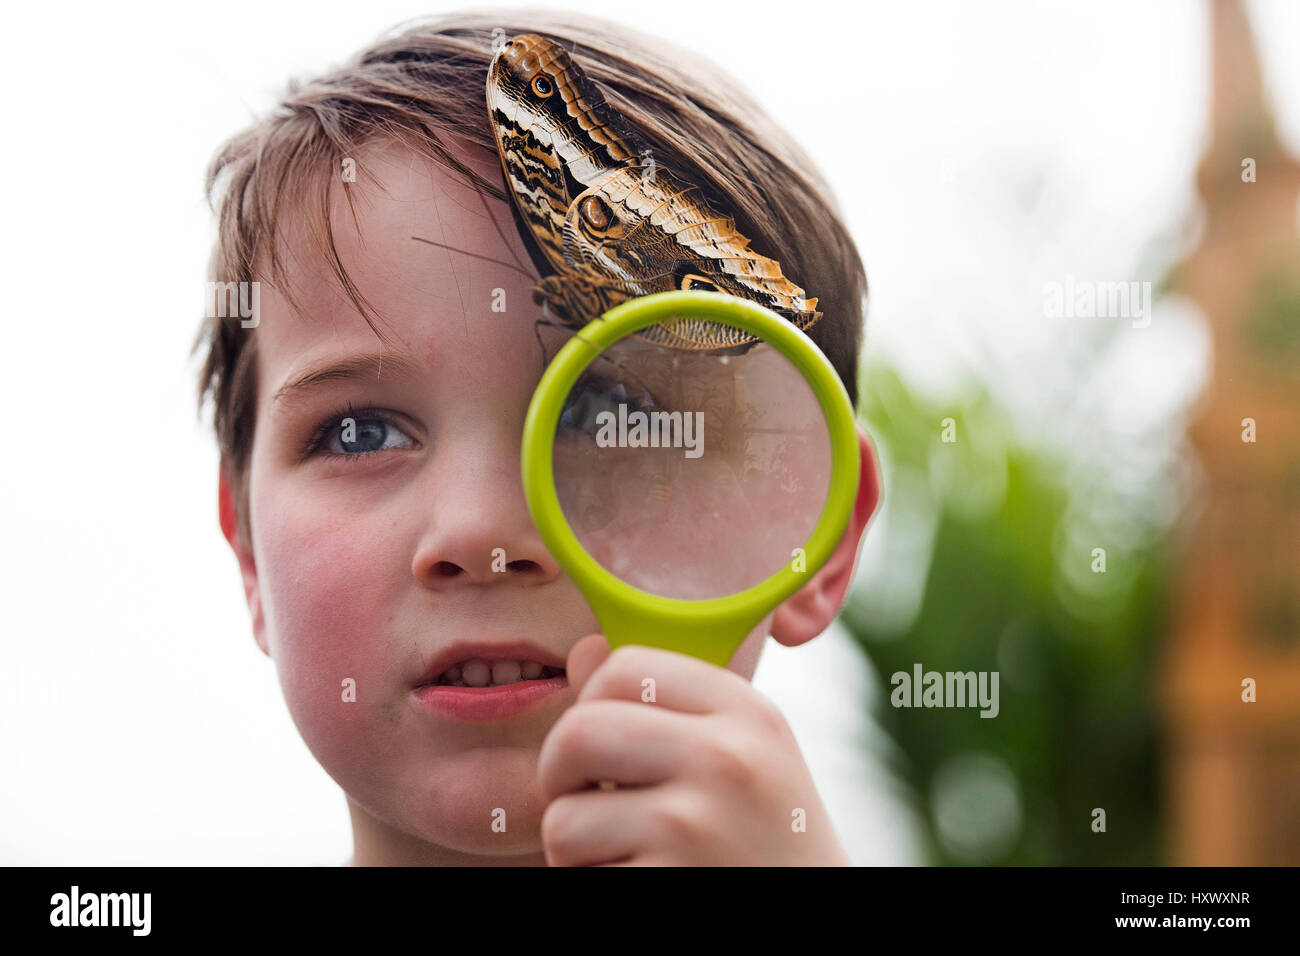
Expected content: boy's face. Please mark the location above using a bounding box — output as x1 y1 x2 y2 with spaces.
233 140 771 859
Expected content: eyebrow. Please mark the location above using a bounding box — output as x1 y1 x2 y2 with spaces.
272 350 426 407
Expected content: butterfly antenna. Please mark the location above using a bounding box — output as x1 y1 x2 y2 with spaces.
471 185 536 281
409 236 535 279
532 304 658 400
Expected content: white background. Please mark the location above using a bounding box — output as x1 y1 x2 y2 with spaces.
1 0 1297 865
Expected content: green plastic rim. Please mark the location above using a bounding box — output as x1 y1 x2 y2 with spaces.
521 290 860 666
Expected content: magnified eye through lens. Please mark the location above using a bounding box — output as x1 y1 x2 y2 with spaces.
552 334 833 600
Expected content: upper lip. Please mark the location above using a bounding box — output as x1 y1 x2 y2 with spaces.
413 641 568 688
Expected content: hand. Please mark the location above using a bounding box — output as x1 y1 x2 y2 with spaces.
537 634 852 866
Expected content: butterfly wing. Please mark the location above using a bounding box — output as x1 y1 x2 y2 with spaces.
488 33 821 350
561 167 822 347
567 167 822 320
487 33 644 275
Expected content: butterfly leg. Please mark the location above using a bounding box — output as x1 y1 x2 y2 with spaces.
529 275 672 402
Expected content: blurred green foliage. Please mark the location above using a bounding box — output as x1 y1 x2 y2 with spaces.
842 364 1173 864
1245 265 1300 371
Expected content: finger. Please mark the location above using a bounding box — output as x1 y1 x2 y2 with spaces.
537 698 698 801
564 632 610 696
541 785 693 867
576 643 754 714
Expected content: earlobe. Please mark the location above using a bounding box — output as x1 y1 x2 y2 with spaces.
770 427 881 647
218 466 269 657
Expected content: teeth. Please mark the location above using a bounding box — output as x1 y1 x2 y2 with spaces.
492 660 522 685
462 660 491 687
438 658 561 686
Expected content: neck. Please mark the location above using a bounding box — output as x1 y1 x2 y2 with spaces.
344 797 547 867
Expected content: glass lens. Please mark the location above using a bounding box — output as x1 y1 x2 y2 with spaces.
552 332 832 600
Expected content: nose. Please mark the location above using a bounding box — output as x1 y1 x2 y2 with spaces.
410 445 562 590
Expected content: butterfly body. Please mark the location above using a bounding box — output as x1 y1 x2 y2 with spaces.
488 33 821 349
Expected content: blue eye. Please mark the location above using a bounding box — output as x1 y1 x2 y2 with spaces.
311 407 415 459
560 380 625 434
558 377 660 435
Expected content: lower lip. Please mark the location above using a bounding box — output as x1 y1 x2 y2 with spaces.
410 676 569 721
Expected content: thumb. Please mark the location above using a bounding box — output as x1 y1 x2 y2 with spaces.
565 633 611 696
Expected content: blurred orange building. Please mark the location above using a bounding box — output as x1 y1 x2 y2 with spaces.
1161 0 1300 865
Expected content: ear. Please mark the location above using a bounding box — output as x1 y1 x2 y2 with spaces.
770 427 881 647
218 466 269 657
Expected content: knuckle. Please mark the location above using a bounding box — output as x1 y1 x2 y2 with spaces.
606 644 652 679
581 646 642 698
549 708 599 761
649 793 705 844
749 690 790 737
537 709 597 796
698 734 760 790
605 642 650 671
539 798 579 862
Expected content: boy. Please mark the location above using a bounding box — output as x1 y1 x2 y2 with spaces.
195 10 878 865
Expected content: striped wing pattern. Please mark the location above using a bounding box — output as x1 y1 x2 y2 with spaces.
488 33 821 349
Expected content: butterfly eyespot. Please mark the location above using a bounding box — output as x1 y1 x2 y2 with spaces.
532 75 554 97
681 274 718 293
580 195 611 229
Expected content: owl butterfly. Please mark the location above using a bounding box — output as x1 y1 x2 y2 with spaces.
486 32 821 350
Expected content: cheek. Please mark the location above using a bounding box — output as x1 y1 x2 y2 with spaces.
251 469 408 740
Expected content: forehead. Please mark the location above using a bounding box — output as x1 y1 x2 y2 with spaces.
254 137 541 382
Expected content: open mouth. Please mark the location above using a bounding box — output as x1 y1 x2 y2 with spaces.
412 647 570 720
426 659 566 688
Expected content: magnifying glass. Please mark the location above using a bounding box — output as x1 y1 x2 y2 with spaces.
521 290 860 667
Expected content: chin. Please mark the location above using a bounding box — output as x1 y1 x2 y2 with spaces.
395 745 548 856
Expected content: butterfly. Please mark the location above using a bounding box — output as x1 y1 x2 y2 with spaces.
486 33 821 350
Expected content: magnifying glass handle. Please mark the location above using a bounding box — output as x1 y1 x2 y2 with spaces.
584 588 766 668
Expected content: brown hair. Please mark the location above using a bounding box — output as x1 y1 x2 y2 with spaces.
194 8 868 548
